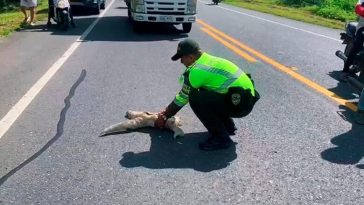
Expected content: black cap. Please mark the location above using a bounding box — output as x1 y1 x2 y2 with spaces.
171 39 200 61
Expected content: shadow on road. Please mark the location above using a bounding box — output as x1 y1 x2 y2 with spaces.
0 70 86 186
115 6 128 9
113 129 237 172
321 105 364 169
327 71 359 100
82 16 189 42
17 9 188 42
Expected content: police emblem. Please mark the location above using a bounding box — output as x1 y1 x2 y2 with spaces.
231 93 241 106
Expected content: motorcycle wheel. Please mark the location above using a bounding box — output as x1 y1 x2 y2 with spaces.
100 1 105 9
61 11 69 31
345 42 363 74
92 1 101 15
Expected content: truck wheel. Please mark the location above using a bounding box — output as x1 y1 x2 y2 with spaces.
133 21 142 32
182 23 192 33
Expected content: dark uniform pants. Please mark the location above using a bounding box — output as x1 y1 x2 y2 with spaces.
189 87 257 139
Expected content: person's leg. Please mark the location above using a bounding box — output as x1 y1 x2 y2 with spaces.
69 7 75 27
356 89 364 125
47 0 54 26
342 27 364 77
189 89 229 137
223 117 237 135
20 7 29 23
29 7 36 25
189 89 233 150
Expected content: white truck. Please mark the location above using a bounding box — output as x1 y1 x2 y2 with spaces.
125 0 197 33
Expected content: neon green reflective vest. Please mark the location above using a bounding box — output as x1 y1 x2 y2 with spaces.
173 52 256 107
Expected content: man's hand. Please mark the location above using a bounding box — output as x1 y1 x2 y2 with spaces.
154 113 167 129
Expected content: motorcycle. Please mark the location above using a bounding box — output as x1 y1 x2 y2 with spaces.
50 0 73 30
212 0 221 5
335 22 364 91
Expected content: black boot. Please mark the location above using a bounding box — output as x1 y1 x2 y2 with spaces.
223 118 237 135
199 135 233 151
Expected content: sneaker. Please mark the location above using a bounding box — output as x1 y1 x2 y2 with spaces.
29 22 35 26
199 136 233 151
22 17 30 24
355 110 364 125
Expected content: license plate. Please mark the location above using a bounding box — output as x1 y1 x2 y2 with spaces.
160 16 173 22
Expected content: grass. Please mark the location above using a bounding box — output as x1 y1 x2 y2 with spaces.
0 0 48 37
222 0 354 29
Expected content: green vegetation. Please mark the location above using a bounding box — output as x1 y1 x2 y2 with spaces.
0 0 360 37
0 0 48 37
224 0 358 29
281 0 357 21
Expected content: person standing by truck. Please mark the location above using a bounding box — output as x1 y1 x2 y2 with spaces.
154 39 260 151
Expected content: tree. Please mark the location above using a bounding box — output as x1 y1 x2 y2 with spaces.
1 0 7 9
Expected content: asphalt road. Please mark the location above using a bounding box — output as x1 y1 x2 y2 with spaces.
0 0 363 204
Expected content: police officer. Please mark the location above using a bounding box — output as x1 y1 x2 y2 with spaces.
155 39 259 151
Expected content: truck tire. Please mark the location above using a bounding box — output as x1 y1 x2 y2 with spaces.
182 23 192 33
133 21 142 32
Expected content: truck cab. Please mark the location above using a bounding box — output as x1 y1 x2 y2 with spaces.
125 0 197 33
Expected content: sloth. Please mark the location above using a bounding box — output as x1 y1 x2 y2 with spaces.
99 110 184 138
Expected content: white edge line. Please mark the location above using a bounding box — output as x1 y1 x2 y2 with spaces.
0 0 116 139
198 0 341 42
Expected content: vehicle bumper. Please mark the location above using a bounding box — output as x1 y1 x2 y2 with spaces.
70 0 98 7
132 13 196 23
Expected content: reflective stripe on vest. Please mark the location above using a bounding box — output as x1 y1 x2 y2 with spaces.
194 63 243 92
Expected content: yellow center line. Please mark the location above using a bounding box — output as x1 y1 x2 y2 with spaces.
197 19 357 111
200 27 257 63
